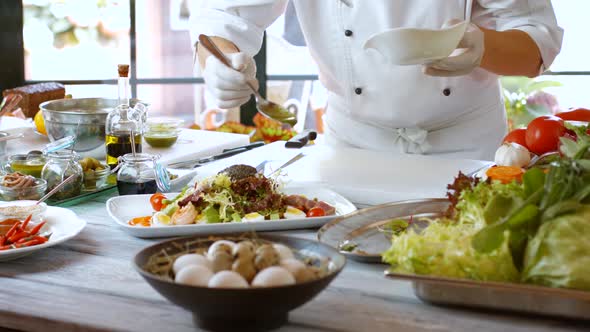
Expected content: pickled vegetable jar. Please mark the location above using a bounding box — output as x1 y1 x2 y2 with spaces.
41 150 83 200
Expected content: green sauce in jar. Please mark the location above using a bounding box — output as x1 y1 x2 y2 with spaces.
9 155 46 178
144 134 178 148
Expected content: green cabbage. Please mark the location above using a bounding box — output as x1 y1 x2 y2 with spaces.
383 221 520 282
522 206 590 290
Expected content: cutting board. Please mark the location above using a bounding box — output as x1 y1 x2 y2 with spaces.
187 141 492 206
138 129 250 165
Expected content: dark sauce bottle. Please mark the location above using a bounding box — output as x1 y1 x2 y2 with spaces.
117 179 158 195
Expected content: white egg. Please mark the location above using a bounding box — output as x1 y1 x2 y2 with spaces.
251 266 296 287
273 244 294 261
280 258 306 276
207 240 236 258
172 254 213 274
208 271 249 288
194 214 208 224
151 212 172 226
283 206 306 219
242 212 265 222
175 265 214 287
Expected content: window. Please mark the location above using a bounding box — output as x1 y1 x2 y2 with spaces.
18 0 206 125
535 0 590 109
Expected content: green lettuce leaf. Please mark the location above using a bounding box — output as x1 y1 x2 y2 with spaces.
522 206 590 291
383 221 519 282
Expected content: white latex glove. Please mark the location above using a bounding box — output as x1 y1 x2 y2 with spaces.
202 52 258 109
423 20 485 77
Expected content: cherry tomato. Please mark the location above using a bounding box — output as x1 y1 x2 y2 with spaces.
149 193 167 211
306 207 326 218
502 128 528 148
525 115 566 155
555 108 590 122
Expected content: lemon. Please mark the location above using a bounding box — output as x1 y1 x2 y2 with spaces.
34 110 47 135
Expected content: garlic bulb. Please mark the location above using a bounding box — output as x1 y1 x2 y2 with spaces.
494 143 531 167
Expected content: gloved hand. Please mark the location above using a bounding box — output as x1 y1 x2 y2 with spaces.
423 20 485 77
202 52 258 109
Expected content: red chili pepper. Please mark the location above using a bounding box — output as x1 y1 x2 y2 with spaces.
0 235 6 246
33 236 47 244
21 214 32 230
15 239 42 248
16 236 35 244
29 221 46 236
5 222 21 238
0 245 13 251
8 231 31 244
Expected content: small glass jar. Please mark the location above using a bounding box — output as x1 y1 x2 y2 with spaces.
41 150 84 200
8 153 47 178
143 117 184 148
115 153 169 196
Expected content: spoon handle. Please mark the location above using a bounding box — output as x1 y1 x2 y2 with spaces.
36 173 78 205
465 0 473 23
198 34 263 100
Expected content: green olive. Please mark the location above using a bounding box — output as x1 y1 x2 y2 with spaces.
79 159 88 171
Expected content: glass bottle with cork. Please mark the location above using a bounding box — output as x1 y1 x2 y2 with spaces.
105 64 143 169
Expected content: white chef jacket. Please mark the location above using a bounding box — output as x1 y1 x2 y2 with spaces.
189 0 563 160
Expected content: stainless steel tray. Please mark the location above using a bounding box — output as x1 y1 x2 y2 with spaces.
386 272 590 320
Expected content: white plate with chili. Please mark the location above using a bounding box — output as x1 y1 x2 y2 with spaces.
0 201 86 261
107 185 357 238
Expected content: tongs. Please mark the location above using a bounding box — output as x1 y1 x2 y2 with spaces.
168 142 264 169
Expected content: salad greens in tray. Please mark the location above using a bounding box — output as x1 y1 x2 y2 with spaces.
384 125 590 292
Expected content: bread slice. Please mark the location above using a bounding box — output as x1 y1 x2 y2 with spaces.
3 82 65 117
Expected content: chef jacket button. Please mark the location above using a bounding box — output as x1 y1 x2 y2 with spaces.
354 87 363 95
345 29 353 37
443 88 451 96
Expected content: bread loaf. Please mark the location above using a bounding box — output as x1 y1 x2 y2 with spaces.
3 82 65 117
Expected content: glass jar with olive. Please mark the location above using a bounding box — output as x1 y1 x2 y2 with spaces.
79 157 110 191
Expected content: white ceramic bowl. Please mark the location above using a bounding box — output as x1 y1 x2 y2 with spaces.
363 21 468 66
0 200 48 223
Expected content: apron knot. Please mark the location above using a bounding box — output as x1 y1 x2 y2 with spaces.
394 127 431 154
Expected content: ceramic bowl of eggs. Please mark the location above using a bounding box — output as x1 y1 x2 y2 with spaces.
134 234 346 331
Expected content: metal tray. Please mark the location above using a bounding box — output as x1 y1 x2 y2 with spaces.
317 198 448 263
386 272 590 320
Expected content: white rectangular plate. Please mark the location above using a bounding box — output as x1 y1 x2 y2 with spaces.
106 186 357 238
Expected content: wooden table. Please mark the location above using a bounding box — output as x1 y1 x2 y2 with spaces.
0 192 587 332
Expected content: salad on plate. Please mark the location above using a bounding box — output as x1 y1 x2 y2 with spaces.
130 164 336 227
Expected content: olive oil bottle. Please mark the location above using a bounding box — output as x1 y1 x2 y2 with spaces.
105 132 142 168
105 64 143 169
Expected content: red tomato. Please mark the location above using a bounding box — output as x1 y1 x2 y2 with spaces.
555 108 590 122
149 193 167 211
306 207 326 218
502 128 528 148
525 116 566 155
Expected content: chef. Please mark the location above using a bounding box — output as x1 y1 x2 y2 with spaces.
190 0 563 160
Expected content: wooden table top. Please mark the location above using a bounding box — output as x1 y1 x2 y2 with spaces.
0 193 588 332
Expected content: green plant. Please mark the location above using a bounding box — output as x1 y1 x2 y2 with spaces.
501 77 562 130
